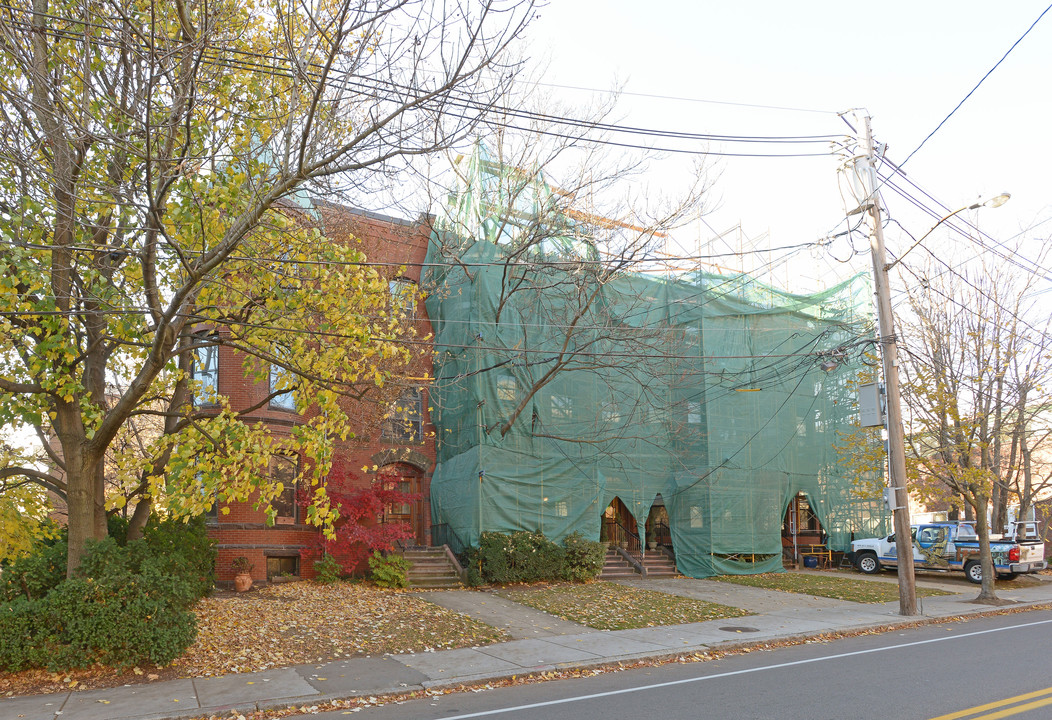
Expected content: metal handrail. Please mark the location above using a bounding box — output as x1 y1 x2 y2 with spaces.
605 516 641 555
431 522 469 556
649 520 673 548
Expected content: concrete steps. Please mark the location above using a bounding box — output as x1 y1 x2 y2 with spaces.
641 550 679 578
599 547 679 579
600 547 640 579
403 547 464 589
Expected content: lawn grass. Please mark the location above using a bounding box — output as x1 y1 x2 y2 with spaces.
496 581 750 630
708 572 954 603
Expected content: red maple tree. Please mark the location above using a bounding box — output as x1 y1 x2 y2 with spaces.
298 461 419 575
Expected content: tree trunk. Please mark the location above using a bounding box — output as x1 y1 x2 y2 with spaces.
66 459 107 576
974 502 998 603
127 496 153 542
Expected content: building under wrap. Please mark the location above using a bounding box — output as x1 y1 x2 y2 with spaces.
423 147 889 577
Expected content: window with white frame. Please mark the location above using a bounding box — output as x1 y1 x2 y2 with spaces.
690 506 705 529
687 400 702 426
496 374 519 403
550 394 573 422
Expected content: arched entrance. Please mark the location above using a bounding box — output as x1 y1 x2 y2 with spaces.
378 462 429 547
782 492 827 566
644 494 672 551
600 497 640 554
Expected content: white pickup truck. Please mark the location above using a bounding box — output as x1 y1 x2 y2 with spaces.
849 521 1046 583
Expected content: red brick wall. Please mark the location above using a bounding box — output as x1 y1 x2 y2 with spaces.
207 205 437 583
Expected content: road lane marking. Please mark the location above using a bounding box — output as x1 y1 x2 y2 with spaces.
421 616 1052 720
929 687 1052 720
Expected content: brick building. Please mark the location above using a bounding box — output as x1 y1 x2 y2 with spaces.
204 203 436 586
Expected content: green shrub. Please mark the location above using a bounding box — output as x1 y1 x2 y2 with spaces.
142 516 216 599
313 554 343 584
368 551 410 589
562 532 605 582
460 546 485 587
0 517 214 671
0 537 67 602
467 531 605 584
476 531 566 584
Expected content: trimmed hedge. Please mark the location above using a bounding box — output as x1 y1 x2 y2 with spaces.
0 517 215 671
464 531 605 585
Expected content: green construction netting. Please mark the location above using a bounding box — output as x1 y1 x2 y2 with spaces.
423 146 890 577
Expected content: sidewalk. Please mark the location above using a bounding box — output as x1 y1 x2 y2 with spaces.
5 573 1051 720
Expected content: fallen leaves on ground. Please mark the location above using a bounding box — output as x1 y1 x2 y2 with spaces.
708 572 954 602
176 582 509 676
0 582 508 697
495 581 749 630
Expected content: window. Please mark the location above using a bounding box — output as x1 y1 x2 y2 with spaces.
600 401 622 425
383 477 413 521
191 334 219 405
270 454 299 524
690 506 705 529
382 388 423 442
687 400 702 426
796 495 819 532
389 278 417 320
266 555 299 580
496 374 519 403
194 471 218 521
269 362 296 411
550 394 573 422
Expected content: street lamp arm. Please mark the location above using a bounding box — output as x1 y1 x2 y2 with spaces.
884 193 1009 272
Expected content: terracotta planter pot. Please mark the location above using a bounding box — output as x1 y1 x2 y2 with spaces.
233 572 253 592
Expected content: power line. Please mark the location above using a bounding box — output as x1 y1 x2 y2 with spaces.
533 82 840 116
876 164 1052 282
899 2 1052 168
0 4 843 160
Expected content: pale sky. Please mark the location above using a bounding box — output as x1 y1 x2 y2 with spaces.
527 2 1052 298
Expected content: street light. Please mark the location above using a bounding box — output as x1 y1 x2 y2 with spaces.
857 112 1010 616
886 193 1010 271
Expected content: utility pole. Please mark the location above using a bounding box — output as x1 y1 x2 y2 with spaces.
860 113 918 616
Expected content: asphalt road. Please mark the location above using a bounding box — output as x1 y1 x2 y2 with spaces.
303 609 1052 720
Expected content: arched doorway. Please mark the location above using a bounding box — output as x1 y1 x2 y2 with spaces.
644 494 672 551
782 492 827 566
378 462 429 547
600 497 640 554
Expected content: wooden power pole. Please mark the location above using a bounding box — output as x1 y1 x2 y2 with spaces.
860 112 919 616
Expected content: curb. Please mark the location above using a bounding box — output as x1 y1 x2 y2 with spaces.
153 598 1052 720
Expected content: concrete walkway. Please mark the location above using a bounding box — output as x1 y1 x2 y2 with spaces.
5 573 1051 720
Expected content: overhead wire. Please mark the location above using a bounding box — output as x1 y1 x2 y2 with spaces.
0 3 844 160
876 159 1052 281
899 2 1052 168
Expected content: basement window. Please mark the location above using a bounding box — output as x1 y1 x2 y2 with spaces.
266 555 299 580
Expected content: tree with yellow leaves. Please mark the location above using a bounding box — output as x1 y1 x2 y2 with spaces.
0 0 536 574
899 253 1052 603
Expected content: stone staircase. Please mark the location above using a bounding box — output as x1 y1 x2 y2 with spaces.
403 546 465 589
641 549 678 578
600 546 641 579
599 546 678 579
